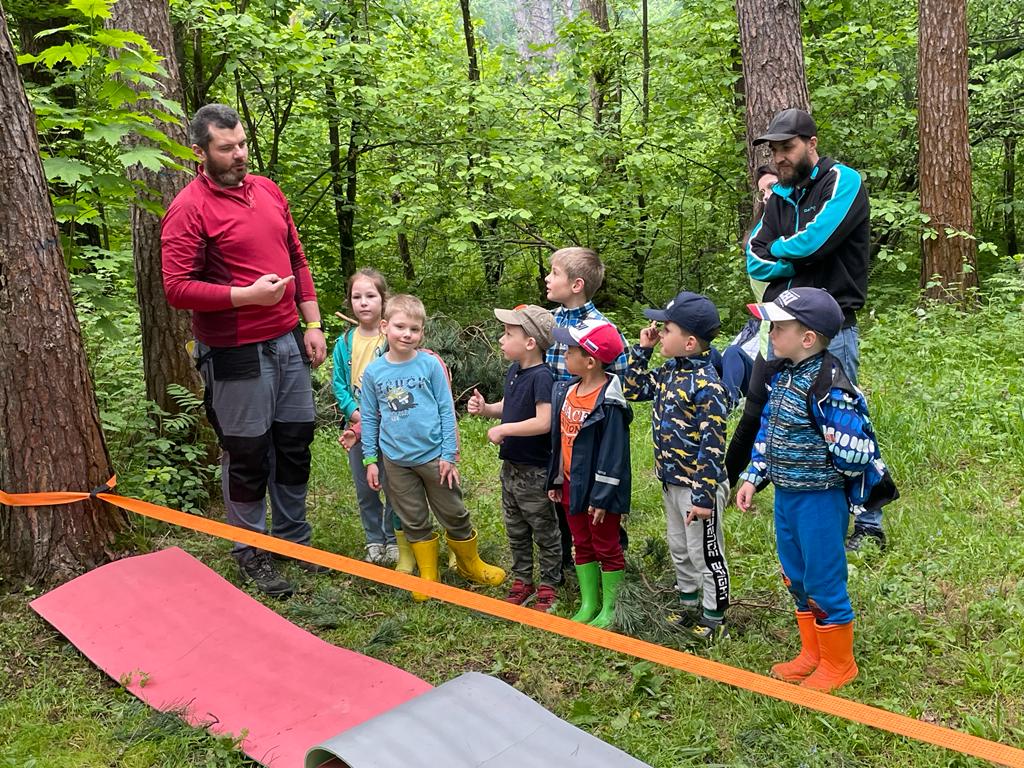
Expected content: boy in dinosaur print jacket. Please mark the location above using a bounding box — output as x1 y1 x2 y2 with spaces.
624 291 731 644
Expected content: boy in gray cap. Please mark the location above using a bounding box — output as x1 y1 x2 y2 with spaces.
624 291 732 643
468 305 562 612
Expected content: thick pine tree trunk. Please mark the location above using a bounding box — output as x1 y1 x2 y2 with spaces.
735 0 810 185
0 7 123 585
918 0 978 300
111 0 204 414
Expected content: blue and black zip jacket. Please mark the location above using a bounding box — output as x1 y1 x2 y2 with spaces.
623 346 728 509
746 157 869 323
740 352 898 513
547 374 633 516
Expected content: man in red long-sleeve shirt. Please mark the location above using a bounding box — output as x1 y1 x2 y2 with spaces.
162 104 327 598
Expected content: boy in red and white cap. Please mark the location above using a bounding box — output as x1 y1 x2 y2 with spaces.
546 318 632 629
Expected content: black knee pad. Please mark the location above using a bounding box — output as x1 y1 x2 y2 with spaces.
272 421 314 486
222 431 272 503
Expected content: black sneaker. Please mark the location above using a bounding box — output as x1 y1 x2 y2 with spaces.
271 552 331 574
688 617 729 644
846 527 887 552
666 605 700 631
239 552 295 597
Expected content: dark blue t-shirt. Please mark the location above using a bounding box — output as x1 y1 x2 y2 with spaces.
500 362 554 466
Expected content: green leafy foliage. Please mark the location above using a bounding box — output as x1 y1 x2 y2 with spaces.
17 0 190 275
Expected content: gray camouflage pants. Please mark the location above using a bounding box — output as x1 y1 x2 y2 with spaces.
501 461 563 587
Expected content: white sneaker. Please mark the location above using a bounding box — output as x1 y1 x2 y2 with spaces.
382 544 400 566
365 543 385 564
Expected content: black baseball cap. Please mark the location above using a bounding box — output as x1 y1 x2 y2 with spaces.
753 108 817 145
643 291 721 342
748 287 843 339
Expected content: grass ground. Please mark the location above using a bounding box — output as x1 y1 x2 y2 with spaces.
2 300 1023 767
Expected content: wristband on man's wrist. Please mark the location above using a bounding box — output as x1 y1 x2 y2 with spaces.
363 457 378 467
304 321 322 330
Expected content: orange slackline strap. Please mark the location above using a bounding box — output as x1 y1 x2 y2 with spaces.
3 480 1022 768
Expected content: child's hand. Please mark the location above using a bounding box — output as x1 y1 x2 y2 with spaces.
486 425 506 445
439 460 460 489
588 506 606 524
467 388 486 415
686 505 712 525
735 481 755 511
548 488 562 503
366 463 381 491
639 322 660 349
339 428 358 451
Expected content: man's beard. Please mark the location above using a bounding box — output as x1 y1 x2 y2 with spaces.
206 156 247 187
781 153 814 187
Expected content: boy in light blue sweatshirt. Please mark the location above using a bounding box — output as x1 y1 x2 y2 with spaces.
360 294 505 600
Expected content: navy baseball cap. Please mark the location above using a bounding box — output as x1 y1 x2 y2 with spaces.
753 108 817 145
748 287 843 339
643 291 721 342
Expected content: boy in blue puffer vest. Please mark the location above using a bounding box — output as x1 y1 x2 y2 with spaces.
736 287 897 692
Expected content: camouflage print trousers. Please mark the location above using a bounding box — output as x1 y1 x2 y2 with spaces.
500 461 563 587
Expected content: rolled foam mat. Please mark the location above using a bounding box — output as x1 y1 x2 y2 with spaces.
305 671 652 768
30 547 431 767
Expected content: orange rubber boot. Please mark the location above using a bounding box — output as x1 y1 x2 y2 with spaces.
770 611 820 682
800 621 858 691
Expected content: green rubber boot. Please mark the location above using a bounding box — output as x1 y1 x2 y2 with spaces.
571 562 601 623
589 569 625 629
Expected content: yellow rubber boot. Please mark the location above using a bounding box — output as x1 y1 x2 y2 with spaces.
447 530 506 586
394 530 417 575
448 547 457 569
408 534 440 602
771 610 820 681
801 621 858 692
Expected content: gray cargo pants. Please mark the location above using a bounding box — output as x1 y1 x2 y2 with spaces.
197 329 315 559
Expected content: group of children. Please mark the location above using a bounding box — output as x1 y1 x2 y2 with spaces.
331 247 895 692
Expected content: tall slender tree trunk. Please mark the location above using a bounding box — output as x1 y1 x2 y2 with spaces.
392 190 416 281
735 0 810 184
327 76 357 280
918 0 977 300
0 7 123 584
111 0 204 416
579 0 611 127
630 0 650 301
459 0 502 289
1004 136 1018 256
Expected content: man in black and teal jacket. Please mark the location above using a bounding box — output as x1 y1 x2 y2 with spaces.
739 107 884 551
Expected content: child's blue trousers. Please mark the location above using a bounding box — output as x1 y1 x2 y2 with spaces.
774 487 853 625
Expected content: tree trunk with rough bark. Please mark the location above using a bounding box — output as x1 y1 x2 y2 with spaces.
111 0 204 415
0 7 123 585
735 0 810 185
918 0 978 300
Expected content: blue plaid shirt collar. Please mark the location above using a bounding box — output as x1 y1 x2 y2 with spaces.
553 301 598 327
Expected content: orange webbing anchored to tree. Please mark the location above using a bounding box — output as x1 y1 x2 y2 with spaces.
2 479 1023 767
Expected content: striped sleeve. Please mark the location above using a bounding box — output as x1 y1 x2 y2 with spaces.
769 164 865 263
